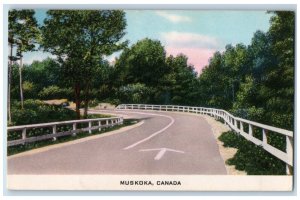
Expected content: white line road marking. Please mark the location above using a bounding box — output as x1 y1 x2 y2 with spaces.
139 148 185 160
120 111 175 150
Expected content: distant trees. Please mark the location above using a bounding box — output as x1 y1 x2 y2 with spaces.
114 38 199 105
41 10 127 118
197 11 294 130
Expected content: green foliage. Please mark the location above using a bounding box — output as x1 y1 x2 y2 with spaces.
38 85 73 100
117 83 154 104
114 40 199 105
8 9 40 60
115 38 167 87
198 11 294 131
219 131 286 175
164 54 199 105
41 10 127 118
24 58 63 90
199 12 294 175
10 58 64 100
10 99 77 126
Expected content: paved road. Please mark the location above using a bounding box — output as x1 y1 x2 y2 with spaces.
8 110 227 175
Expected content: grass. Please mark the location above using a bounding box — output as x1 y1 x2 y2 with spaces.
7 118 139 156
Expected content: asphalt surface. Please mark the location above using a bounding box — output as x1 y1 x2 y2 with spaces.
7 110 227 175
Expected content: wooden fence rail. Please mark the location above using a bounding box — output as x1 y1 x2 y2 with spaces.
7 117 123 147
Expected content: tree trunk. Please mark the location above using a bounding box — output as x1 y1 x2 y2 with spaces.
19 55 24 109
74 83 81 119
83 84 90 119
8 42 13 125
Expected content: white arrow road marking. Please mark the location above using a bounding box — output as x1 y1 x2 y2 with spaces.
121 112 175 150
139 148 185 160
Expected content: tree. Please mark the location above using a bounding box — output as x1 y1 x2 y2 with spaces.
115 38 167 87
114 38 169 104
15 10 40 109
8 9 40 110
165 54 198 105
8 10 20 124
261 11 295 129
41 10 127 118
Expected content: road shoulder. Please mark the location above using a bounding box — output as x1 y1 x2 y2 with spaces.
201 115 247 175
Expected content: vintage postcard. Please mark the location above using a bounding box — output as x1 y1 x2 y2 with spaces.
5 6 294 191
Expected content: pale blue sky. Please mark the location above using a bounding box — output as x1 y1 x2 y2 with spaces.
24 10 273 73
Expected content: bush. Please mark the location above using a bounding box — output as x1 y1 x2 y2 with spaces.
218 131 286 175
117 83 154 104
38 85 73 100
10 99 77 126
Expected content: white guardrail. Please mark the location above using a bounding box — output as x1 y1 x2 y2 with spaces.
7 117 123 147
116 104 293 174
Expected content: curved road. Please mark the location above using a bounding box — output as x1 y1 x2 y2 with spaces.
8 110 227 175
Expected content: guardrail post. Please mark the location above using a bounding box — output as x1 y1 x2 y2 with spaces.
262 129 268 144
22 128 26 144
249 124 253 136
160 105 162 111
234 119 237 129
52 125 57 141
240 121 244 134
286 136 293 175
98 121 102 131
72 123 77 136
88 121 92 134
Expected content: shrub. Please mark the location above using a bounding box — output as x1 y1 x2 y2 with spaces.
117 83 153 104
10 99 77 126
38 85 73 100
218 131 286 175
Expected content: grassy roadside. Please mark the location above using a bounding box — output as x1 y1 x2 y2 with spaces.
7 118 139 156
218 131 287 175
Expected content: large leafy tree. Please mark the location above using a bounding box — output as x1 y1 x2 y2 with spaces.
165 54 198 105
115 38 167 87
261 11 295 129
41 10 127 118
114 38 168 103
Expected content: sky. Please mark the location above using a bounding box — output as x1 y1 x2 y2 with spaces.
24 10 273 74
